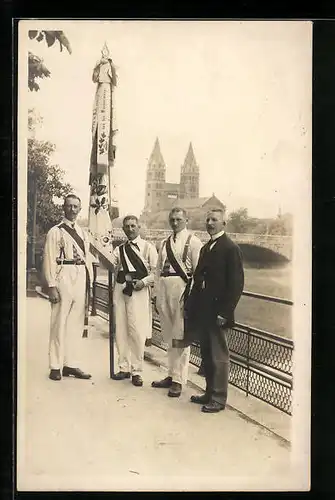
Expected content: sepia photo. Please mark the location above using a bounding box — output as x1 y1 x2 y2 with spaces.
17 19 312 491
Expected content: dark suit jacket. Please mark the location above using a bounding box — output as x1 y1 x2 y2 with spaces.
184 233 244 343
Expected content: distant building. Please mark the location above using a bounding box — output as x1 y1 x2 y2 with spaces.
142 138 200 214
141 138 225 229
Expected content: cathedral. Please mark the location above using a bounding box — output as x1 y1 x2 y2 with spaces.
141 138 225 229
142 138 199 214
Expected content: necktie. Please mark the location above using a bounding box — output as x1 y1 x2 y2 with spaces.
130 242 140 251
203 240 213 253
209 238 216 250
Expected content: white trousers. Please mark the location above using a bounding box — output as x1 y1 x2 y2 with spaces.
114 282 152 376
49 266 87 370
156 276 190 385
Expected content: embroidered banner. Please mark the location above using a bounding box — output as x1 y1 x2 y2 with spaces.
88 44 119 261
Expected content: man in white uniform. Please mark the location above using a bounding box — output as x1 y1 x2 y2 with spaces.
109 215 158 386
43 194 94 381
152 207 203 397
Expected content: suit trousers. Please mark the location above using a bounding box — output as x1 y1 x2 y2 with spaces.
114 282 152 376
49 265 87 370
199 320 230 405
156 276 190 385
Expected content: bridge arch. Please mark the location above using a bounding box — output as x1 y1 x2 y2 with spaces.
236 243 290 266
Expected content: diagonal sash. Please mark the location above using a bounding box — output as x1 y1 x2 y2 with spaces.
121 242 148 279
59 223 86 255
165 236 190 284
119 243 130 274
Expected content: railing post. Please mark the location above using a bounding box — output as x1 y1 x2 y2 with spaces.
91 262 98 316
246 328 250 397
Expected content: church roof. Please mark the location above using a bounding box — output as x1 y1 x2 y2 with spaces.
173 197 209 209
181 142 198 172
148 137 166 169
174 195 224 209
164 182 180 191
159 194 225 211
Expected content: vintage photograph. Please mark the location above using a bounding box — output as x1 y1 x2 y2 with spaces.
17 20 311 491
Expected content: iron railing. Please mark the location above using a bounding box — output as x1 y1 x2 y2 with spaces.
91 265 293 415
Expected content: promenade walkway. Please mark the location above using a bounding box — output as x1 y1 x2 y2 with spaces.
17 296 298 492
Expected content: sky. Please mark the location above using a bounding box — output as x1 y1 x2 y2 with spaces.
19 20 312 220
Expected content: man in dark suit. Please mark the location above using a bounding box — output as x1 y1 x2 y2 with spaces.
184 208 244 413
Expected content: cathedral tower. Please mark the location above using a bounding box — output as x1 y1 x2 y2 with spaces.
144 138 166 213
180 142 199 199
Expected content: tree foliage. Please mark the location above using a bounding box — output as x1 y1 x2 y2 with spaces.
28 107 43 132
267 217 292 236
227 207 250 233
226 207 292 235
27 114 73 239
28 30 71 91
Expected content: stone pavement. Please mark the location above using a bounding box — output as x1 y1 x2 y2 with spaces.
17 296 303 492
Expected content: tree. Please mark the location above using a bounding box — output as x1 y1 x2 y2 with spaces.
267 217 292 236
27 138 73 236
27 110 73 268
227 207 250 233
28 30 71 91
28 107 43 132
251 221 269 235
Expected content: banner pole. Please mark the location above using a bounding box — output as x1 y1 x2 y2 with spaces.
108 269 115 378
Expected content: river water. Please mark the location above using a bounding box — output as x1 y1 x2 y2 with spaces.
237 262 292 338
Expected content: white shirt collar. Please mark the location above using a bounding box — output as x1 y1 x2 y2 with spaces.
173 227 188 239
63 218 77 228
210 230 225 242
128 235 141 245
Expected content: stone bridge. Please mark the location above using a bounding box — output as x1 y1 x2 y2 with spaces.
111 228 292 261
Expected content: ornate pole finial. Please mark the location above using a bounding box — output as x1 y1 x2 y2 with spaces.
101 42 110 59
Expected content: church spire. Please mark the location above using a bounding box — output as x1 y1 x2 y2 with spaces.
180 142 199 199
181 142 199 172
144 138 166 213
148 137 166 170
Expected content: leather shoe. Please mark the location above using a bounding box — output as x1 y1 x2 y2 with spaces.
49 369 61 381
151 376 172 388
190 394 211 405
201 401 225 413
168 382 182 398
112 371 131 380
132 375 143 387
62 367 91 379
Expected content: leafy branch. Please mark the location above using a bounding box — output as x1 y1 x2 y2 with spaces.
28 30 71 92
28 30 72 53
